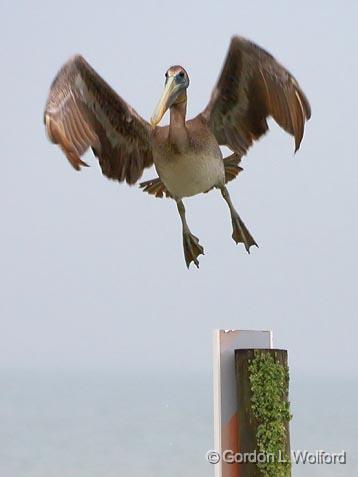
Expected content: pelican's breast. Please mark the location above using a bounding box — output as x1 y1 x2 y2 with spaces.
152 124 225 199
154 145 224 199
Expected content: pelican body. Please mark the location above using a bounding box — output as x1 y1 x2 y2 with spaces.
44 36 311 267
152 117 225 198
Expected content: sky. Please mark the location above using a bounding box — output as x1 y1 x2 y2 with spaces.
1 0 357 380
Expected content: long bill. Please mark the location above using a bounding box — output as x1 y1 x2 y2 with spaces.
150 76 181 127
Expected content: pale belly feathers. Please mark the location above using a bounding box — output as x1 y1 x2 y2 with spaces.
154 148 225 199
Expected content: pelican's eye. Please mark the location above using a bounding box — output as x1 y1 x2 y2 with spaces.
178 71 185 79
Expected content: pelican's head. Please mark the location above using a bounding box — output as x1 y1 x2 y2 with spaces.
150 65 189 127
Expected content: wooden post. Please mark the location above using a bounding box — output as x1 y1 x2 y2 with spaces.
235 349 291 477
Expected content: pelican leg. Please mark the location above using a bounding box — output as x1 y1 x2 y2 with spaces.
176 200 204 268
220 186 258 253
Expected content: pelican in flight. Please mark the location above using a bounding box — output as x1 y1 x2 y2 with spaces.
44 36 311 268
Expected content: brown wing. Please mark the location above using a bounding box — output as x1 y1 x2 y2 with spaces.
44 55 153 184
202 36 311 156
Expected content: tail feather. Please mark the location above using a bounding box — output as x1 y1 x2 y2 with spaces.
223 153 243 183
139 178 172 198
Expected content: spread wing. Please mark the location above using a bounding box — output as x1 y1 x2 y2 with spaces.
44 55 153 184
202 36 311 156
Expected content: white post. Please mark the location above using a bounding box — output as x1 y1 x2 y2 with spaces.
212 330 273 477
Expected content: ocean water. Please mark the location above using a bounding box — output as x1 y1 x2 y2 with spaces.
0 370 356 477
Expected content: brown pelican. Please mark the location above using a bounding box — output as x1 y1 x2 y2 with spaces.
44 36 311 268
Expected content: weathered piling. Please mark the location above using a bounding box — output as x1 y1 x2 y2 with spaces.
235 349 291 477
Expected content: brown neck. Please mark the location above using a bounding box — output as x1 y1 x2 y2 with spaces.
169 93 189 151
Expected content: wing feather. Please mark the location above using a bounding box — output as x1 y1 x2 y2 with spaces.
44 55 153 184
202 37 311 157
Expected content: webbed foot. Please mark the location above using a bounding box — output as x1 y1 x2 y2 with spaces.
231 213 258 253
183 232 205 268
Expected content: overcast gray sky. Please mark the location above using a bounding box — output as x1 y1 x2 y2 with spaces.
1 0 357 379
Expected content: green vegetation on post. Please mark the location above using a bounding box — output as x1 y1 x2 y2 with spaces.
248 350 292 477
